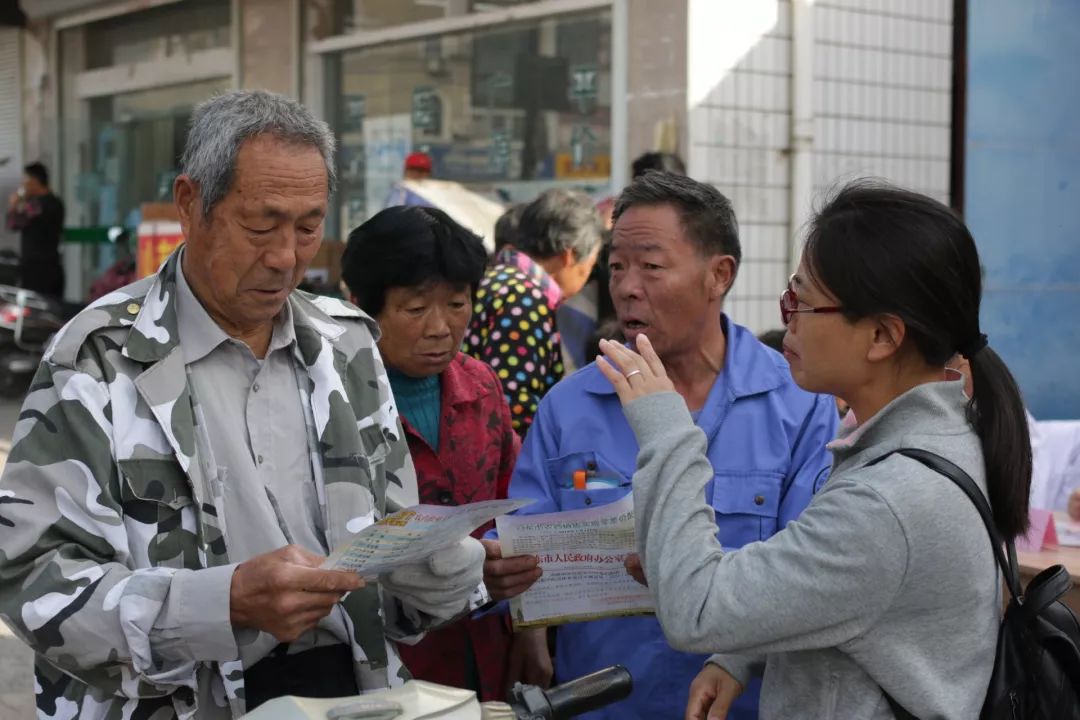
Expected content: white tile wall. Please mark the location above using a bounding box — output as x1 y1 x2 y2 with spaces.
687 0 953 333
812 0 953 206
740 225 792 268
689 0 795 333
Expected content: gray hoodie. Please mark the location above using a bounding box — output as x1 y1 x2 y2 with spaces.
627 380 999 720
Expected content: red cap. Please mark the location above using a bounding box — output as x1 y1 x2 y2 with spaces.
404 152 433 173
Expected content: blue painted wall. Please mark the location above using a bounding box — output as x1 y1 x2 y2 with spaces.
966 0 1080 419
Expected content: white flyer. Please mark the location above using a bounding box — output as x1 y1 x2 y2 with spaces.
496 492 655 628
322 499 532 578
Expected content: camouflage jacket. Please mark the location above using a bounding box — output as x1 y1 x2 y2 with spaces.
0 252 426 719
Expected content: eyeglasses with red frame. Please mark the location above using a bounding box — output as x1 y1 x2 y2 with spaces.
779 277 844 326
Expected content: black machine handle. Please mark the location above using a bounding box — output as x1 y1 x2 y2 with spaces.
510 665 633 720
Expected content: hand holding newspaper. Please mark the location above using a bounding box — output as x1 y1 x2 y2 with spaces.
496 492 655 628
322 498 532 578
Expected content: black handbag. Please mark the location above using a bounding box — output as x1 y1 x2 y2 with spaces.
870 448 1080 720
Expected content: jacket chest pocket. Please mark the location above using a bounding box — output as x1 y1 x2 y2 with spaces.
710 471 784 547
546 450 633 511
118 459 199 569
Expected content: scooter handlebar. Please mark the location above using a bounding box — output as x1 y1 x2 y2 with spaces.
510 665 633 719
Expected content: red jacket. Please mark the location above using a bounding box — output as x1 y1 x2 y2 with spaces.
395 353 520 700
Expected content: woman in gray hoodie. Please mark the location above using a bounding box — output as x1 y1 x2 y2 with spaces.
596 182 1032 720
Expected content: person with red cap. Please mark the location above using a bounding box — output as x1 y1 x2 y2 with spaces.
385 152 435 209
404 151 433 181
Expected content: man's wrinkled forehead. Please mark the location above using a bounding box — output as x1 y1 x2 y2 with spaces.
611 203 692 252
611 220 668 254
610 237 665 255
239 200 327 222
226 144 329 216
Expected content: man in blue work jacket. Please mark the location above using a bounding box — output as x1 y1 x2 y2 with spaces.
484 171 839 719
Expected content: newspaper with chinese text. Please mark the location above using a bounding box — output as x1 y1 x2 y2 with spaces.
496 493 654 628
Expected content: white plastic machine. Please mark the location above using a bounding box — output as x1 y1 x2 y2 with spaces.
241 666 631 720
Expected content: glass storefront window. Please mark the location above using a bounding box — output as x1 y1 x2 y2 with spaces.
311 0 543 39
59 0 233 229
85 0 231 69
81 78 232 228
329 9 612 234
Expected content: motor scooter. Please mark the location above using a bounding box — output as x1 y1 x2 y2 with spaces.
0 283 68 397
242 665 632 720
0 225 129 396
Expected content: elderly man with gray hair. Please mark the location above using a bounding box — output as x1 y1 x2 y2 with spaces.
0 90 486 719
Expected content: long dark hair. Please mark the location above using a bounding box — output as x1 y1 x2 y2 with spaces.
804 181 1032 539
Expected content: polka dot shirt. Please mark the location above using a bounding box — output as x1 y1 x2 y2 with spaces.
464 248 564 437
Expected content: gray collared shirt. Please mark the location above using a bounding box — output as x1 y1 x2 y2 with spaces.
153 256 349 670
175 262 326 561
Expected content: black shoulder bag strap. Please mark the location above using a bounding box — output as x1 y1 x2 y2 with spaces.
867 448 1024 720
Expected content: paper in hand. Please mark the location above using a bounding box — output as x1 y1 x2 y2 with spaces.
322 498 532 578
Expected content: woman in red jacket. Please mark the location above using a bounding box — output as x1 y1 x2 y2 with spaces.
341 205 520 700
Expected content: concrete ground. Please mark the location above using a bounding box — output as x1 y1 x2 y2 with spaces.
0 396 35 718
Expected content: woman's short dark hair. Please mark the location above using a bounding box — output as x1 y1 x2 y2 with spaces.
804 180 1032 539
341 206 488 318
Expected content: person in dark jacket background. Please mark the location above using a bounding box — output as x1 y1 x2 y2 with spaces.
6 161 65 297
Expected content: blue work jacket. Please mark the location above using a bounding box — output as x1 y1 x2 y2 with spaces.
504 316 839 719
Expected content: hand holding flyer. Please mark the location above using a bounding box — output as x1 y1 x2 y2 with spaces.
322 498 532 578
496 492 655 628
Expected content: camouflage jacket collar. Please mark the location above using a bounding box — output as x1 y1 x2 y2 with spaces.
123 249 369 365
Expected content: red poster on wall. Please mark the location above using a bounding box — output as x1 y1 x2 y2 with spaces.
136 221 184 279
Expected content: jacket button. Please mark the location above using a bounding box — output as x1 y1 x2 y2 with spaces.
438 490 453 504
584 497 593 506
754 495 765 506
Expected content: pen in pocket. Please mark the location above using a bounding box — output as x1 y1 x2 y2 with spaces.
572 469 625 490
